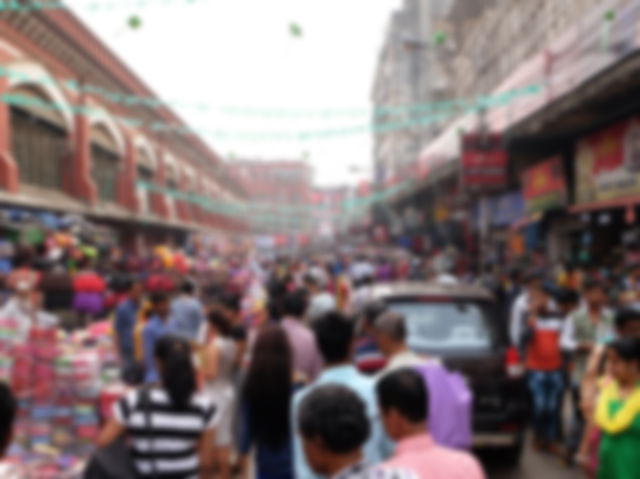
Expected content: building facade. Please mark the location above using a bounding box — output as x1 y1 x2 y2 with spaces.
230 159 313 234
373 0 640 265
0 8 246 248
372 0 462 186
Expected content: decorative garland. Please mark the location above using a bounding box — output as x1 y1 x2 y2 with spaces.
136 180 412 218
0 84 541 141
136 179 408 222
0 65 541 118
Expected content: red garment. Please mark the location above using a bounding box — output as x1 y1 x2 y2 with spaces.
396 261 410 279
104 292 129 309
73 272 106 293
145 274 175 293
525 316 564 371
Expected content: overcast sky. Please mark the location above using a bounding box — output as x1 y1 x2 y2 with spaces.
68 0 402 186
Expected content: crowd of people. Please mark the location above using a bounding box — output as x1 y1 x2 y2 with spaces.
0 240 485 479
503 265 640 478
0 233 639 478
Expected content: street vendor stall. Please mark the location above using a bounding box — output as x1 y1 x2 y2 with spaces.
0 318 126 478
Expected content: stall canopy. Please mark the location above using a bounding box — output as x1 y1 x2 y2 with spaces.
416 115 475 181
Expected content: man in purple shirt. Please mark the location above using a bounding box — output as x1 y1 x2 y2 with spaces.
280 289 323 381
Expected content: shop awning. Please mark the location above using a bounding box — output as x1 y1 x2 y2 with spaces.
417 115 474 180
8 85 69 130
4 61 74 130
569 195 640 214
90 124 119 153
509 212 543 231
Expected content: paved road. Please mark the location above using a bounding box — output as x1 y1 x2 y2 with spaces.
482 445 584 479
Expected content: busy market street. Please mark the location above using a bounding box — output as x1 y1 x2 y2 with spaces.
3 0 640 478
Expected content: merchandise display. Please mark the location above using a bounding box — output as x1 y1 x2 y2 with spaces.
0 319 124 478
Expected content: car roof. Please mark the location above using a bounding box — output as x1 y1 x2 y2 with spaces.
369 281 495 302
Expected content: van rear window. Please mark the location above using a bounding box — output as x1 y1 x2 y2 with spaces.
388 301 494 351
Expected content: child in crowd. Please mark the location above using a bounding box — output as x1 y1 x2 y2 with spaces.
595 338 640 479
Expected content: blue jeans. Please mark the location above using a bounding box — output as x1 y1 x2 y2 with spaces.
527 370 564 442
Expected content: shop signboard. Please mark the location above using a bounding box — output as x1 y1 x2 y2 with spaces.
461 133 508 190
521 157 567 213
471 191 525 230
493 191 525 226
575 116 640 205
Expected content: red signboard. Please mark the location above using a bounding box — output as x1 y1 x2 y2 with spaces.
461 133 508 190
521 157 567 213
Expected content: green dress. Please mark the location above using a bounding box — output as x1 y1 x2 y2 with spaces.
598 399 640 479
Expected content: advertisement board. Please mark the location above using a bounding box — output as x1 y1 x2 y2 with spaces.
575 117 640 204
461 133 508 190
521 157 567 213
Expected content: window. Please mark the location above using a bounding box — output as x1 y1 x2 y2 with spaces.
91 126 120 203
181 175 197 219
11 107 66 189
166 178 178 219
387 301 496 352
137 165 154 214
91 144 119 202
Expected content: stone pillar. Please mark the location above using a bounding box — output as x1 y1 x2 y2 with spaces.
72 95 97 204
0 76 19 193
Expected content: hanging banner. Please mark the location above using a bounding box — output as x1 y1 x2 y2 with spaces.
575 116 640 205
521 157 567 213
461 133 507 190
471 191 525 230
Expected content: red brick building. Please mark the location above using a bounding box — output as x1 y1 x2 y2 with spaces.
230 159 313 233
0 8 246 247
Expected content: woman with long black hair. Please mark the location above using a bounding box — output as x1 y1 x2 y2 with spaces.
239 324 304 479
97 335 218 478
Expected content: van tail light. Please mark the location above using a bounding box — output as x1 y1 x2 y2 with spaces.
505 347 525 379
500 422 521 433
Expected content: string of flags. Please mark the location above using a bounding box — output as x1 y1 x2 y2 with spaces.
0 81 542 142
135 178 410 223
0 66 541 119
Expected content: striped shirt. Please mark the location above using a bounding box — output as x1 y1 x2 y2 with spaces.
114 388 218 479
355 336 387 374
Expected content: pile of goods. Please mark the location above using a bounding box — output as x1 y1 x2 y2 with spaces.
0 319 123 478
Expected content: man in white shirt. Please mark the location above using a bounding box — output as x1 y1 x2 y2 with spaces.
509 272 546 347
